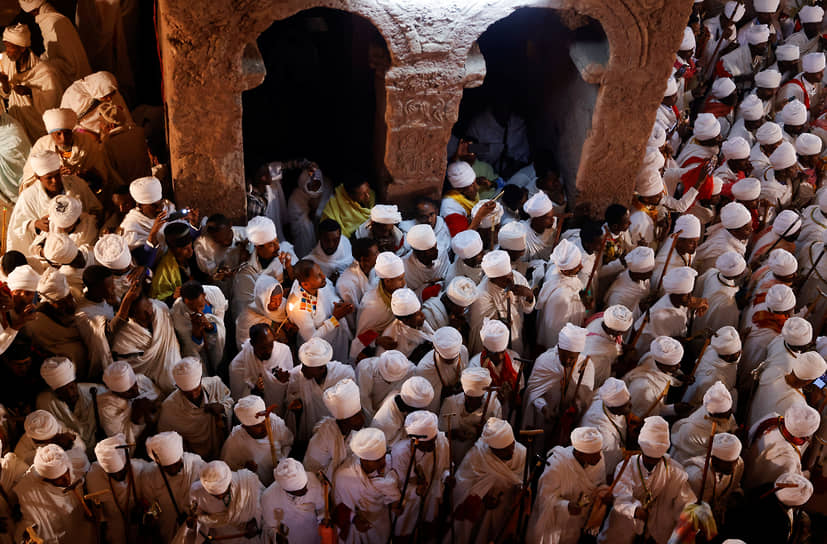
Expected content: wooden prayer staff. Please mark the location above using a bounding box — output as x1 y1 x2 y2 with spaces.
670 423 720 544
476 386 500 436
255 404 280 468
389 433 427 543
654 229 684 295
749 210 802 267
552 212 573 248
553 357 590 446
150 450 182 522
583 450 638 536
800 248 827 288
62 478 94 519
441 412 458 544
1 207 6 256
493 434 544 544
318 471 337 544
686 332 714 382
583 233 610 312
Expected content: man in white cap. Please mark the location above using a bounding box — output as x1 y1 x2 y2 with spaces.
750 209 802 265
499 220 545 289
13 444 96 543
97 360 161 445
775 43 801 82
14 409 89 474
221 395 293 486
630 164 668 247
674 27 699 112
701 77 738 136
654 76 683 152
730 177 762 229
470 318 522 417
36 356 97 456
691 252 746 334
261 458 325 543
0 23 61 142
143 431 206 542
715 136 752 189
787 5 825 54
671 381 737 463
439 366 502 465
675 114 721 194
445 229 484 284
520 191 557 261
750 120 783 176
229 323 292 411
332 427 400 543
741 283 797 385
287 337 354 444
744 249 797 323
582 304 634 387
304 378 366 482
684 432 743 524
732 86 769 143
682 326 741 408
119 175 174 251
695 203 752 273
415 326 470 410
469 249 534 355
778 100 809 145
336 237 378 330
536 239 587 350
399 196 451 254
352 251 407 359
780 51 825 113
748 351 826 428
598 415 695 544
94 233 135 299
762 317 814 378
795 132 823 199
452 417 526 543
651 214 702 293
188 459 264 542
421 275 478 333
402 223 449 299
371 375 434 446
86 433 150 543
759 141 798 208
635 266 705 352
8 148 101 254
33 193 98 254
440 160 499 236
355 203 406 256
388 410 449 540
580 377 631 474
730 471 812 543
604 246 655 317
720 22 771 79
157 357 233 460
797 188 827 248
356 350 413 420
378 287 434 361
700 2 746 78
624 336 692 419
527 426 607 544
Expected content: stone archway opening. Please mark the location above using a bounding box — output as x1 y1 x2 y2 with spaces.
451 7 608 203
241 7 390 186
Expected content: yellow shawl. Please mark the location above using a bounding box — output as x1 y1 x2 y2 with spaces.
322 184 375 238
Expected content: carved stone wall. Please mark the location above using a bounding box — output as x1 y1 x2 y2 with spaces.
157 0 694 219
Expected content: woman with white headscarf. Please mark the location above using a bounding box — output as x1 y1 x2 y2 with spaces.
235 274 288 350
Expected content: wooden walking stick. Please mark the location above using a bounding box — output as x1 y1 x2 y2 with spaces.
582 233 610 312
150 450 182 522
476 386 501 436
655 229 684 295
255 404 280 469
669 422 720 543
388 434 427 543
800 247 827 287
318 471 337 544
583 449 639 535
687 332 714 382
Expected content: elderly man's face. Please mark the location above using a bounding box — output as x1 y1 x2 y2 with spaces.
39 171 63 197
3 41 25 62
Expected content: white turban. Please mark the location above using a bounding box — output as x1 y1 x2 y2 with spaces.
147 431 184 466
711 176 723 196
30 150 61 177
451 229 483 259
37 268 70 302
664 76 678 97
770 142 798 170
374 252 405 279
103 360 137 393
739 94 765 120
635 167 664 197
782 317 813 347
675 214 701 239
3 23 30 46
94 234 132 270
498 221 526 251
626 246 655 273
481 250 512 278
642 146 665 172
721 137 750 160
523 191 553 218
482 417 514 449
694 113 721 140
792 351 827 381
775 472 814 506
433 326 463 360
95 434 127 473
44 233 78 265
712 433 742 462
720 202 751 230
747 24 771 45
571 427 603 454
650 336 684 365
756 122 783 145
351 428 387 460
24 410 59 441
703 381 733 413
732 177 761 201
800 5 825 23
662 266 697 295
766 283 796 312
129 176 162 204
40 357 75 390
461 367 492 397
48 194 82 229
680 27 695 51
84 71 119 99
819 189 827 213
275 458 308 492
558 323 587 352
298 337 333 367
407 224 436 251
371 204 402 225
471 199 504 228
599 377 630 407
323 378 362 420
551 238 582 271
172 357 202 392
803 51 826 73
754 69 781 89
246 216 277 246
716 251 746 278
481 318 509 352
7 264 39 292
377 350 412 382
33 444 69 480
405 410 438 440
784 402 820 437
446 161 476 188
391 287 420 317
400 376 434 409
43 108 77 133
796 133 822 156
768 249 797 277
781 100 808 125
711 78 736 99
446 276 478 307
235 395 266 426
649 124 666 148
777 44 800 61
773 210 802 237
724 0 746 20
201 460 232 495
603 305 634 332
712 326 741 356
638 416 671 458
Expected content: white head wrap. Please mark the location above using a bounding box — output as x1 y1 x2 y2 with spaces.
694 113 721 140
732 177 761 201
391 288 420 317
446 276 478 307
721 137 750 160
599 377 630 407
43 108 77 133
712 326 741 356
793 351 827 381
298 337 333 367
480 318 509 352
498 221 526 251
375 252 405 279
711 78 736 99
662 266 697 294
451 230 483 259
44 233 78 265
37 268 70 302
405 410 438 440
626 246 655 273
95 434 127 473
635 167 664 197
30 150 61 177
664 76 678 97
377 350 412 382
800 5 825 23
48 194 82 230
323 378 362 420
482 417 514 449
649 124 666 148
102 360 137 393
724 0 746 20
773 210 802 236
246 216 277 246
351 428 387 460
638 416 671 458
767 249 797 277
471 199 504 228
146 431 184 466
720 202 752 229
796 133 822 156
650 336 684 365
33 444 69 480
782 317 813 347
558 323 587 352
446 161 476 188
680 27 696 51
803 51 826 73
777 44 800 62
400 376 434 409
433 327 463 360
675 214 701 239
2 23 30 46
7 264 39 292
766 283 796 312
551 238 582 270
407 224 436 251
756 122 783 145
739 94 765 121
754 69 781 89
84 72 118 99
172 357 202 392
571 427 603 454
234 395 266 426
371 204 402 225
94 234 132 270
481 250 512 278
275 458 308 492
703 381 733 413
24 410 59 441
784 402 820 437
523 191 553 218
781 100 808 125
461 367 492 397
200 460 232 495
603 305 634 332
775 472 814 506
712 433 742 462
40 357 75 390
747 24 771 44
129 176 162 204
770 142 798 170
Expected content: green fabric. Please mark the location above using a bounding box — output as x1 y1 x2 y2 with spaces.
0 113 31 203
150 251 181 302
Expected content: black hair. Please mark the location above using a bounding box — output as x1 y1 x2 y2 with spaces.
249 323 271 343
82 265 113 289
604 204 629 227
581 221 604 246
352 237 378 259
318 219 341 234
293 259 317 282
1 251 28 276
342 172 370 194
502 184 526 210
165 222 192 248
205 214 231 233
180 280 204 301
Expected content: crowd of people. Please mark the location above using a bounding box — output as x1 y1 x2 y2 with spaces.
1 0 827 543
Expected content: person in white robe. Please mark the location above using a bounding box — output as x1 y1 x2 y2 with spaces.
579 378 631 475
378 288 434 360
0 439 28 544
604 246 655 317
286 259 353 363
748 350 826 429
370 376 434 447
304 378 366 483
171 283 227 375
671 382 737 463
445 229 484 284
356 350 414 420
684 432 743 525
598 416 696 544
235 275 288 349
694 202 752 273
650 214 701 296
221 395 293 486
158 358 233 460
14 410 88 476
119 176 176 251
797 229 827 326
13 444 96 544
332 427 400 544
97 361 161 446
682 326 741 408
93 233 136 301
304 218 352 279
59 70 134 139
469 319 523 419
421 275 478 333
797 188 827 248
537 239 586 349
749 209 802 265
188 461 264 543
21 0 91 89
286 165 333 257
399 197 452 254
451 418 526 544
415 326 470 412
582 304 634 388
351 252 407 359
521 191 557 261
229 324 293 410
262 458 325 544
354 204 407 257
286 338 355 444
757 142 797 210
623 336 691 419
36 357 98 457
740 284 797 391
30 194 98 265
193 215 248 299
143 431 206 543
335 238 377 331
527 427 608 544
402 223 449 299
691 252 746 335
633 266 701 354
